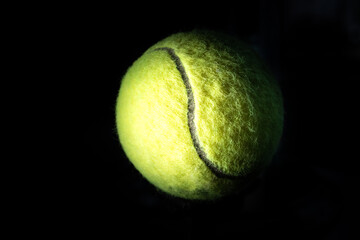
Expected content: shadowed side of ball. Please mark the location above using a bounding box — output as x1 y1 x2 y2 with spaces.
116 30 284 200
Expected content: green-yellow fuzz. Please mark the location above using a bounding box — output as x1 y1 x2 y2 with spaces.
116 30 284 200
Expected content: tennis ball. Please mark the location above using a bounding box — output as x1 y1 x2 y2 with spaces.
116 30 283 200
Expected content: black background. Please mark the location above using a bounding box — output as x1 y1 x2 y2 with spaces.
31 0 359 239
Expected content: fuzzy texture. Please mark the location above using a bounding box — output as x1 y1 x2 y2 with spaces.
116 30 284 200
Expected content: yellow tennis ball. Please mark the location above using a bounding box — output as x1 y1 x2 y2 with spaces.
116 30 284 200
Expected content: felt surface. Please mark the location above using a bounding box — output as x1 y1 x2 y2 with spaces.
116 30 284 200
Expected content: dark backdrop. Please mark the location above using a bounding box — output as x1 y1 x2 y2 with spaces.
53 1 359 239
